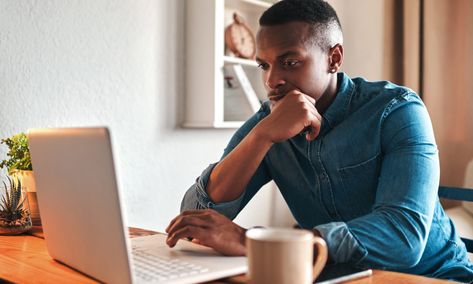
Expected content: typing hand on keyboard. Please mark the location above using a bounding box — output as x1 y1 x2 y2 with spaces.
165 209 247 256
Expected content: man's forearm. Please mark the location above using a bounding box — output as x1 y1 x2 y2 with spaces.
207 125 273 203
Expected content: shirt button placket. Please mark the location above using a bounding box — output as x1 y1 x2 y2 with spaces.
315 140 339 220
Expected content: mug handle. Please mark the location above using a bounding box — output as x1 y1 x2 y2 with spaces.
312 237 328 281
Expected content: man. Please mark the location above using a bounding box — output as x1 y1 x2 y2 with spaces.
166 0 473 281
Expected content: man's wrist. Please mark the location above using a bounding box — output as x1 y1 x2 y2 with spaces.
251 122 274 148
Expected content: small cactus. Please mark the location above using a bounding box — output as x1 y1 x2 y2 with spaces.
0 177 30 226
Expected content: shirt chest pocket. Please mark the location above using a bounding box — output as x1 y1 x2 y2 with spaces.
336 154 381 217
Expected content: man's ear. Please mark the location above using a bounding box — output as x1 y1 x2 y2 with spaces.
328 44 343 73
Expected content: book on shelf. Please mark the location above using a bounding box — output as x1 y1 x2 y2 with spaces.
232 64 261 113
222 64 261 122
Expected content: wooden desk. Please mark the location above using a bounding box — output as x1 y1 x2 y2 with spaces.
0 227 453 284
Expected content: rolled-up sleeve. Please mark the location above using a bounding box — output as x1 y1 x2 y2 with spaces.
180 162 247 218
316 95 439 269
180 102 273 220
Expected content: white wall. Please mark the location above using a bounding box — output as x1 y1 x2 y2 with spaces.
0 0 245 232
328 0 385 81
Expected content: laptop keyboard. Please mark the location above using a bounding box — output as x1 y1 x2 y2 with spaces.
132 247 210 282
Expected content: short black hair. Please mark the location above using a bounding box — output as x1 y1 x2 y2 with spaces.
259 0 343 50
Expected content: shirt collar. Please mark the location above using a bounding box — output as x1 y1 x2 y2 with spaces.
322 72 355 130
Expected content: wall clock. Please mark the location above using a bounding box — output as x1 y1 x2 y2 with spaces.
224 13 256 59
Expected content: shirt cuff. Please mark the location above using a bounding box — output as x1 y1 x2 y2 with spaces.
193 163 245 219
315 222 368 264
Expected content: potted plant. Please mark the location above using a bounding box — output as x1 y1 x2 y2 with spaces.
0 177 32 235
0 133 40 226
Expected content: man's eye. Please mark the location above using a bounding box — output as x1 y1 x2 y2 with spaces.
257 63 269 70
283 60 299 67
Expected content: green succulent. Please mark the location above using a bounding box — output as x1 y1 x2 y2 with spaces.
0 133 32 175
0 177 26 223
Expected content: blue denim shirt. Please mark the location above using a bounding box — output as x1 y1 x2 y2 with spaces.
181 73 473 282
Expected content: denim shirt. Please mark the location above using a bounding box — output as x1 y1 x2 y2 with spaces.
181 73 473 282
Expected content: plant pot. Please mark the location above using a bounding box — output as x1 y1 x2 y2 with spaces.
0 184 32 235
10 170 41 226
0 222 32 235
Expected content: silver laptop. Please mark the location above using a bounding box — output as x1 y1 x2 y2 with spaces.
28 127 247 284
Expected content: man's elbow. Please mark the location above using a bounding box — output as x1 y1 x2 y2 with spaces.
378 209 431 269
383 233 428 269
394 246 424 269
361 226 429 269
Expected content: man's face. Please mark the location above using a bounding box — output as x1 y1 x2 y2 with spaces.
256 21 332 102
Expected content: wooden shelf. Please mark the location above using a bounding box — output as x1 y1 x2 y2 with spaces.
184 0 268 129
214 121 246 128
224 56 259 67
226 0 272 11
240 0 273 8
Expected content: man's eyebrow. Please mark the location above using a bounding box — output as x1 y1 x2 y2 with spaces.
256 51 302 63
255 57 264 63
277 51 301 60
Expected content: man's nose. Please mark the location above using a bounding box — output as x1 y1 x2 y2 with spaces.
265 69 285 90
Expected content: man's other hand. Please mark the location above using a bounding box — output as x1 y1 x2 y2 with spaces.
259 90 322 143
165 209 247 256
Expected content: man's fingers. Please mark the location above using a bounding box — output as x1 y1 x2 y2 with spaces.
167 226 196 247
165 209 246 256
166 209 213 233
301 93 316 106
166 225 208 248
166 209 217 233
300 93 320 118
309 107 322 121
269 97 282 112
298 94 321 141
166 213 211 235
166 216 179 233
306 115 321 141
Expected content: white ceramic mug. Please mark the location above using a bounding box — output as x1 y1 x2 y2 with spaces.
246 227 327 284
